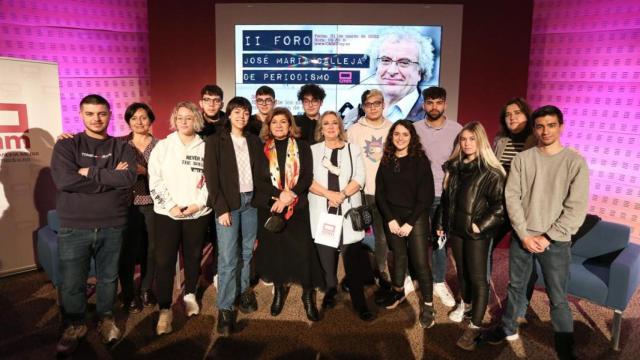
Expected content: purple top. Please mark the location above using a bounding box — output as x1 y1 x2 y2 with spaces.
414 118 463 196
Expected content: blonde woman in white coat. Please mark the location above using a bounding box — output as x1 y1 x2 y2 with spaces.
148 101 212 335
309 111 374 321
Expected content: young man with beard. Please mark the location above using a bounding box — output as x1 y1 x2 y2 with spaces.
51 94 137 355
413 86 460 308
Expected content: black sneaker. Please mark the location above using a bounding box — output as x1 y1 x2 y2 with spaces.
123 296 143 313
483 326 519 345
216 309 235 337
142 289 157 308
381 289 406 309
238 289 258 314
56 324 87 355
419 303 436 328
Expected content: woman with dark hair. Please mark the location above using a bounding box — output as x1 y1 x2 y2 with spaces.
204 97 264 336
375 119 435 328
494 97 536 173
118 102 159 313
435 121 506 351
254 107 324 321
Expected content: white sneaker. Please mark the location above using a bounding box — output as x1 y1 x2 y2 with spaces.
156 309 173 335
99 317 121 344
449 301 466 323
403 275 415 296
433 282 456 307
183 293 200 316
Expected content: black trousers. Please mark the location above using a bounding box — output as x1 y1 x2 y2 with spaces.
316 241 372 309
119 204 156 300
450 233 492 325
154 213 211 309
384 209 433 303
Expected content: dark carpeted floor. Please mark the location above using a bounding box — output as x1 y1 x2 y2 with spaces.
0 248 638 359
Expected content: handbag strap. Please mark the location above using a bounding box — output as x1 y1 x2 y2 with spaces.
346 144 368 206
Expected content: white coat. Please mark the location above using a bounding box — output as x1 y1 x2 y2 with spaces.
308 142 366 244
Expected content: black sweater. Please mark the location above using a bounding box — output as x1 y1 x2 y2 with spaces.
375 154 435 226
51 132 137 228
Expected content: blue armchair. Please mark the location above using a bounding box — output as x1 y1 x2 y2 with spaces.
536 220 640 350
36 210 96 287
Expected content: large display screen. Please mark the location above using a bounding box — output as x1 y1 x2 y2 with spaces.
235 25 442 126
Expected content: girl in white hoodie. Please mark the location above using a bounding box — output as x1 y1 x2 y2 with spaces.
148 101 211 335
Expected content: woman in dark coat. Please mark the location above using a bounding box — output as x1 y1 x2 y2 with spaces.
253 107 324 321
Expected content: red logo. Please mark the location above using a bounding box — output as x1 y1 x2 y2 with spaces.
0 103 31 150
0 103 28 133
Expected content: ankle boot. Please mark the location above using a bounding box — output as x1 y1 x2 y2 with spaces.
302 289 320 321
270 285 287 316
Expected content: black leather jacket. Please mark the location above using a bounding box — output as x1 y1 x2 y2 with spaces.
435 159 506 239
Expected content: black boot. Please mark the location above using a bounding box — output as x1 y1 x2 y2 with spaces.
321 288 337 309
302 289 320 321
270 285 287 316
554 332 576 360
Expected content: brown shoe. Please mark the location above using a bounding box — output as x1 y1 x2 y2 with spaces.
456 326 481 351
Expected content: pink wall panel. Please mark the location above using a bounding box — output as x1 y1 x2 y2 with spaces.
528 0 640 242
0 0 150 136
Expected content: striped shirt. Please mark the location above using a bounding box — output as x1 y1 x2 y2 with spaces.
499 138 526 174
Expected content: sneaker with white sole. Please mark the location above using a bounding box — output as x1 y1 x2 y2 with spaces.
483 326 519 344
156 309 173 335
449 301 467 323
433 282 456 307
98 317 121 345
183 293 199 316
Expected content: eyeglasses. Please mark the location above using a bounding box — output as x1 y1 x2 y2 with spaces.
256 98 274 105
377 57 419 68
201 97 222 104
505 109 523 118
364 101 383 109
302 98 321 106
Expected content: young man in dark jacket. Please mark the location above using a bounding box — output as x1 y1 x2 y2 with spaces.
51 94 137 355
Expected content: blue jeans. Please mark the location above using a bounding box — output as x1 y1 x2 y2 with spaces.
430 197 447 283
502 236 573 336
215 192 257 310
58 226 125 324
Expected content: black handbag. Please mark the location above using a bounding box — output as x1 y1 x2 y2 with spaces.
264 212 285 233
343 144 374 231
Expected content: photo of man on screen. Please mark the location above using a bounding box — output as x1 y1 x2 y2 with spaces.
369 29 435 122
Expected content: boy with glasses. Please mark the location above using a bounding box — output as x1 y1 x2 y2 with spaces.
248 85 276 137
198 84 228 138
294 83 326 144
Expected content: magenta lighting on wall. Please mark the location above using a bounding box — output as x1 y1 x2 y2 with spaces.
0 0 150 136
527 0 640 242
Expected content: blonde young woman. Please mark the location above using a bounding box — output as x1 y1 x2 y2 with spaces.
435 121 506 351
148 101 211 335
309 111 374 321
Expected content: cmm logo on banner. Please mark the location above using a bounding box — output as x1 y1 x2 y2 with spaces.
0 57 62 277
0 103 31 151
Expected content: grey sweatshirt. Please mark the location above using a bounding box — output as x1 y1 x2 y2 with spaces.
505 147 589 242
